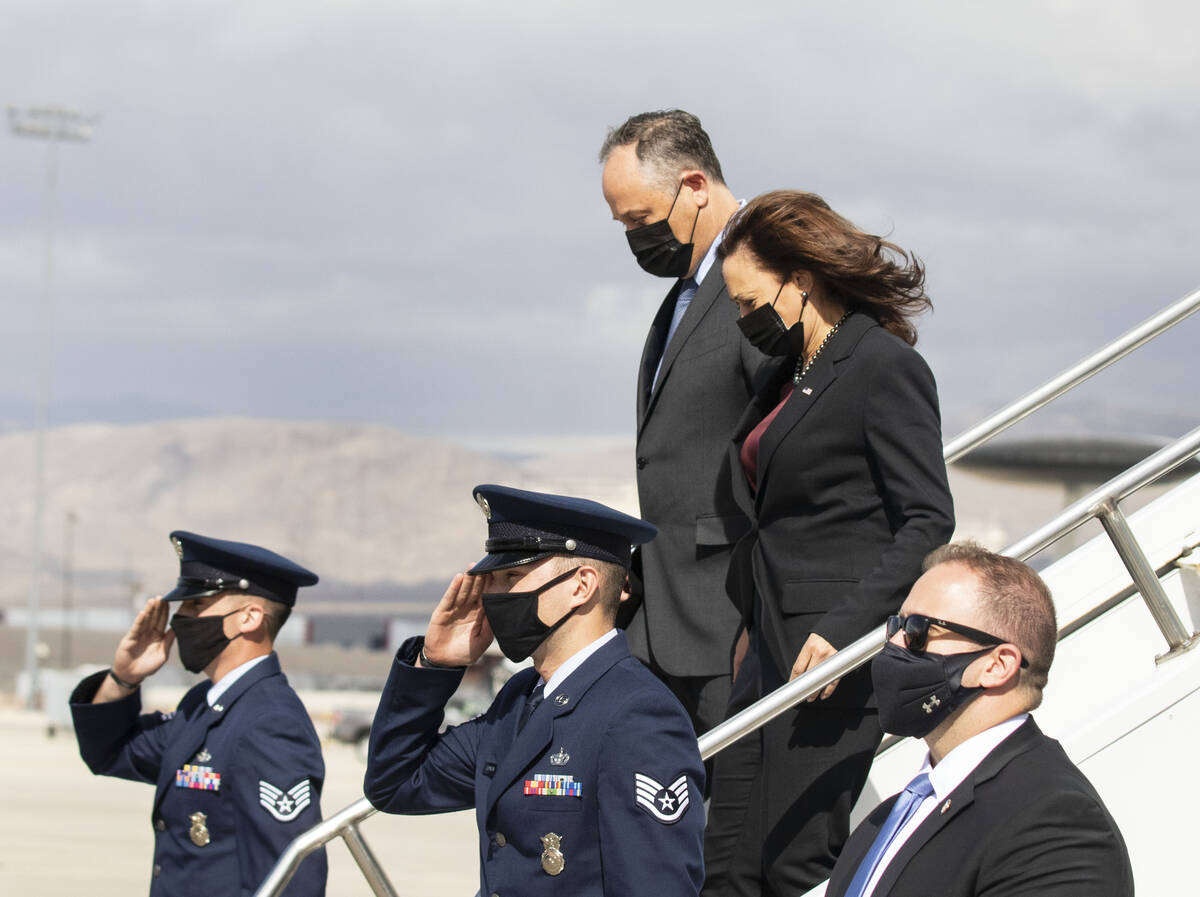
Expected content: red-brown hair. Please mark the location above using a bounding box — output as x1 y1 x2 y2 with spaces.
719 190 931 345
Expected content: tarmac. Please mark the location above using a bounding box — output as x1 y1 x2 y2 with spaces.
0 703 479 896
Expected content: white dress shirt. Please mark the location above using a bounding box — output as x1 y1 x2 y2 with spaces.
542 629 618 696
207 654 272 707
862 713 1030 897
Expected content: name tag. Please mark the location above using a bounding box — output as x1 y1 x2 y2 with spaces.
175 764 222 791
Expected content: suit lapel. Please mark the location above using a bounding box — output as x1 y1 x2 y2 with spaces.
486 634 630 815
154 654 282 811
868 719 1045 895
637 282 681 424
639 268 728 433
752 314 876 501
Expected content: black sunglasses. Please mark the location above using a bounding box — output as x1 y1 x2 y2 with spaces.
887 613 1029 667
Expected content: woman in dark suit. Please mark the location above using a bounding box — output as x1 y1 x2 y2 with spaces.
702 191 955 897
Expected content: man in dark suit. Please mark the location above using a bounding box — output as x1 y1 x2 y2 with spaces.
599 109 763 736
69 531 326 897
827 542 1133 897
364 485 705 897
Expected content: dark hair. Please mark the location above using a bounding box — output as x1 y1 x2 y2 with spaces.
260 597 291 641
923 542 1058 702
552 555 626 621
719 190 930 346
598 109 725 190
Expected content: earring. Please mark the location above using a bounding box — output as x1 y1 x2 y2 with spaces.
801 291 809 300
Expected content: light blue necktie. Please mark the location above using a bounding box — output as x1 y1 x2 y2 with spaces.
652 277 698 390
843 772 935 897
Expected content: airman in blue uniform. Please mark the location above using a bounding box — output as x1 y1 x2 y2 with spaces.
365 484 706 897
70 531 327 897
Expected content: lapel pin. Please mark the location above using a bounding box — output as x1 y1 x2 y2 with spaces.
941 799 952 814
802 387 813 395
553 694 569 706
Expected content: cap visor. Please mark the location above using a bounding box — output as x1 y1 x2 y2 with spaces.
161 584 221 601
466 550 553 575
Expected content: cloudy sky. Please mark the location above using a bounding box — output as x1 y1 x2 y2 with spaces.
3 0 1197 445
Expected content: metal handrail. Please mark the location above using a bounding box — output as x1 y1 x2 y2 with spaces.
251 797 389 897
942 287 1200 464
257 289 1200 897
694 425 1200 763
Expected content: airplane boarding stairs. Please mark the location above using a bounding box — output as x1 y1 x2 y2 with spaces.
843 469 1200 896
256 288 1200 897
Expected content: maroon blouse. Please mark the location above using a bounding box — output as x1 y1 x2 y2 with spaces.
739 381 795 490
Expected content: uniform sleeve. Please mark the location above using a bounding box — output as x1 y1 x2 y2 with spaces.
597 685 705 897
230 709 327 897
813 346 955 648
69 669 176 785
363 637 482 814
976 788 1134 896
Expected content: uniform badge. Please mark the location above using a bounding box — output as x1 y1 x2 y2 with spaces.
188 811 210 846
175 764 221 791
549 747 570 766
193 748 212 763
259 778 312 822
540 832 565 876
524 774 582 797
634 772 690 824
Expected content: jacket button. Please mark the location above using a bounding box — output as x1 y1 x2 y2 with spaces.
636 456 648 470
154 818 165 832
494 832 507 847
152 864 162 877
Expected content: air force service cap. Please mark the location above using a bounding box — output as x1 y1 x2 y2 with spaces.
468 484 657 574
163 530 319 607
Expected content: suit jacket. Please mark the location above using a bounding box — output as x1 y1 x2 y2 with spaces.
69 654 326 897
626 264 765 676
728 314 954 698
364 632 705 897
826 718 1135 897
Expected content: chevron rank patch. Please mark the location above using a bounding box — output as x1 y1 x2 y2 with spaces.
259 778 312 822
524 774 582 797
175 764 221 791
634 772 690 824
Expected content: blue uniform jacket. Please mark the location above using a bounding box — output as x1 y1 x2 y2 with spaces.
364 632 705 897
69 654 326 897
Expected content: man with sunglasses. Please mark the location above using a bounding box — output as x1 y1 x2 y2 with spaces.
365 484 706 897
826 542 1133 897
69 531 327 897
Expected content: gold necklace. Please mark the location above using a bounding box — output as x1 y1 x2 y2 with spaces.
793 312 851 384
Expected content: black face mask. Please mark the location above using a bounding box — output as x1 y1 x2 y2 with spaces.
482 566 580 663
625 181 700 279
170 609 243 674
736 282 808 356
871 641 995 738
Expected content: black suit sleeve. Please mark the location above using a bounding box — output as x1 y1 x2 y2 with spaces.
812 345 954 648
977 788 1135 896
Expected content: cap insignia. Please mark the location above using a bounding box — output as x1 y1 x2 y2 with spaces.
477 495 491 520
172 537 184 559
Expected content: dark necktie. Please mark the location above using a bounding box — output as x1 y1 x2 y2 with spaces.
517 683 545 733
842 772 935 897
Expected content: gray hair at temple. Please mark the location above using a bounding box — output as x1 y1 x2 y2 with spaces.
598 109 726 193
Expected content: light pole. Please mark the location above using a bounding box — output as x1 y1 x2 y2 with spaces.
7 105 99 709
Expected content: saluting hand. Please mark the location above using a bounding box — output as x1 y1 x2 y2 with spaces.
790 632 841 701
421 572 492 668
114 597 176 685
